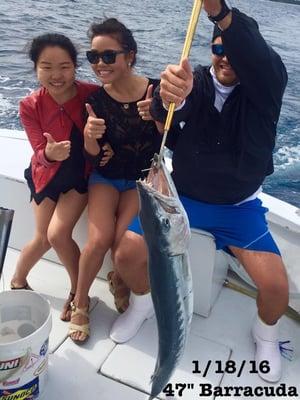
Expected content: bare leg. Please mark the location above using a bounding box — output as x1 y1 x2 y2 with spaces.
111 188 149 293
110 231 152 343
229 247 289 324
47 190 87 320
113 189 139 246
11 198 56 287
70 184 119 341
107 192 132 314
229 247 289 383
112 231 149 294
109 190 153 344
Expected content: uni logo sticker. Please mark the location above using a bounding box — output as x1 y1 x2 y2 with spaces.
0 360 20 372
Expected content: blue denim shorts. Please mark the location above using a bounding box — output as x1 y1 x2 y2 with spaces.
129 195 281 255
89 171 136 192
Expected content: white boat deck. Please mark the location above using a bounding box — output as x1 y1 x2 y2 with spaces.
0 129 300 399
1 248 299 399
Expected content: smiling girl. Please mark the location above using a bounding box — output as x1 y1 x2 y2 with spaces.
10 33 112 321
68 19 162 343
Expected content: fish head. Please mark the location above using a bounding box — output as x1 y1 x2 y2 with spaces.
137 155 191 256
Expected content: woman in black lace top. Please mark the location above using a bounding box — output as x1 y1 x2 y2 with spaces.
69 18 162 343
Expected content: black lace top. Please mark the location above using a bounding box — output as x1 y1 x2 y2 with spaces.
85 78 162 180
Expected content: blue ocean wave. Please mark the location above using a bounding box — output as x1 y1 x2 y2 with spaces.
0 0 299 206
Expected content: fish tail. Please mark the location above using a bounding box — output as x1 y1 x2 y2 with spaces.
150 366 174 400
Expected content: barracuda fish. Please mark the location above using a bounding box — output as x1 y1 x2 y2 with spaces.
136 154 193 400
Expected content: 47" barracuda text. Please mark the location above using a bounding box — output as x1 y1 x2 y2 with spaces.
163 383 299 398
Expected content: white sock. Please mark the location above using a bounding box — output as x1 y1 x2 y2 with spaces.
252 314 282 382
109 292 154 344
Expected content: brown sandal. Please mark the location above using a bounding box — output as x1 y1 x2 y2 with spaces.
60 292 75 322
107 271 130 314
68 301 90 344
10 280 33 291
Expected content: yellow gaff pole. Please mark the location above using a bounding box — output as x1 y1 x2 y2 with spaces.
158 0 203 162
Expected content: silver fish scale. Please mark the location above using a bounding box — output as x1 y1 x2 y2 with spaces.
136 158 193 400
149 253 192 399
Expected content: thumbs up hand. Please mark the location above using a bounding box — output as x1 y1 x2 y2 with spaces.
44 132 71 162
137 84 164 133
85 103 97 118
137 84 155 121
84 103 106 140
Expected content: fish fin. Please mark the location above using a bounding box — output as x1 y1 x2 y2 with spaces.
150 365 158 383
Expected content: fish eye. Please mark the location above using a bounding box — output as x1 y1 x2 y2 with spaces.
163 218 170 229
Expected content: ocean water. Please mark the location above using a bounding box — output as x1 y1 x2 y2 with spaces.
0 0 299 207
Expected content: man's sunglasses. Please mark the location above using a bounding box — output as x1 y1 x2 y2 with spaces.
212 44 225 57
86 49 127 65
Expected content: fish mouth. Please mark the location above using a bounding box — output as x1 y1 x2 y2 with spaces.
137 154 191 255
138 155 174 197
137 154 180 214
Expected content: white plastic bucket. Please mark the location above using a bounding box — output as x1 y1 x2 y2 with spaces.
0 290 52 399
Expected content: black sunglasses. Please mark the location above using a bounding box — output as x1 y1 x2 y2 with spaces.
86 49 127 65
212 44 225 57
